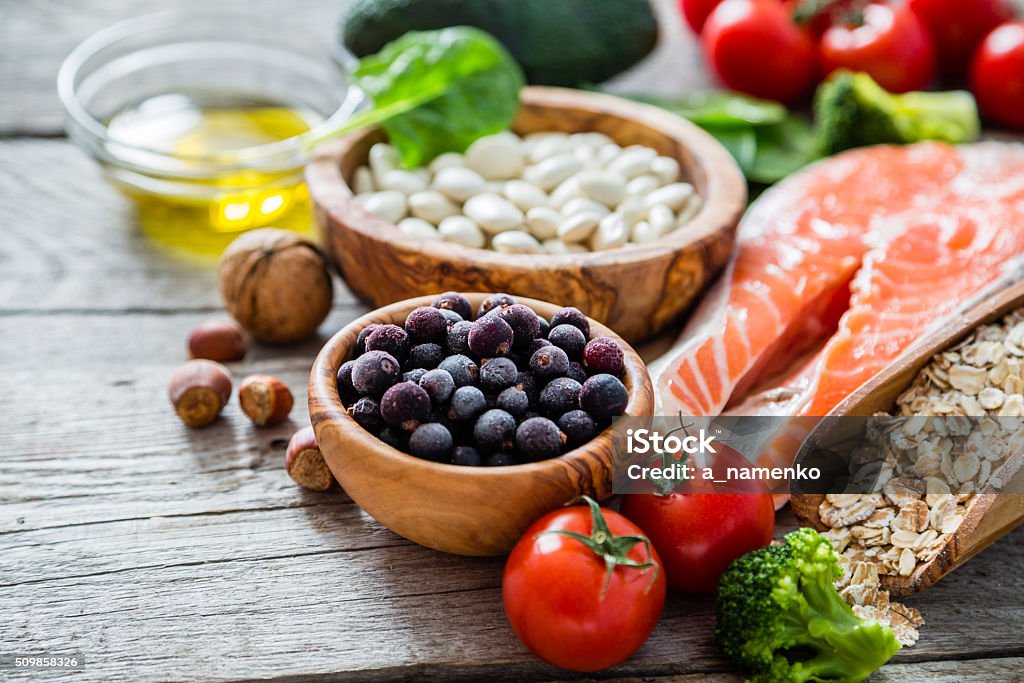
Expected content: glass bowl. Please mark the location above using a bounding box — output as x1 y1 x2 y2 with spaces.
58 11 364 255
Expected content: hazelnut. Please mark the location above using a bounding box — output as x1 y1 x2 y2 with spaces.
239 374 294 426
168 360 233 427
218 229 333 344
285 426 334 491
187 320 248 362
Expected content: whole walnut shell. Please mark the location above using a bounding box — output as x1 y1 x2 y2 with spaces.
218 229 333 344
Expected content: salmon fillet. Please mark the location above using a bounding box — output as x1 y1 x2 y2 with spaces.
651 143 1024 425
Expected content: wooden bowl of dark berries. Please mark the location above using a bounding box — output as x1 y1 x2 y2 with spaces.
308 291 654 556
307 86 745 343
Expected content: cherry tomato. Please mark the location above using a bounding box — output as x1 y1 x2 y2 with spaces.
702 0 818 103
971 22 1024 130
680 0 727 34
502 497 666 672
908 0 1014 79
820 2 936 93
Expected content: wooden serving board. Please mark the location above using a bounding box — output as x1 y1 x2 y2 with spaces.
792 280 1024 596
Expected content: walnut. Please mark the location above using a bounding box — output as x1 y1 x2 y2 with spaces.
218 229 333 344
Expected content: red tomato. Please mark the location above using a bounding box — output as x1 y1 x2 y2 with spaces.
502 498 666 672
908 0 1013 79
971 22 1024 130
820 3 937 93
702 0 818 103
620 487 775 594
680 0 727 34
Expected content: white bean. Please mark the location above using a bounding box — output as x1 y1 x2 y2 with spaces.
438 215 485 248
607 145 657 179
526 207 562 240
572 132 615 149
597 143 622 166
503 180 549 211
397 217 440 240
368 143 401 184
548 177 583 209
676 194 703 225
544 238 588 255
356 191 406 224
648 204 675 236
562 197 610 218
492 230 544 254
463 193 524 233
409 191 460 224
433 166 487 202
353 166 375 194
429 152 465 173
630 220 659 244
626 174 661 197
524 154 583 191
380 169 428 195
527 134 573 163
615 197 647 227
557 212 601 243
591 213 629 251
576 170 626 207
465 132 525 180
645 182 695 212
651 156 681 184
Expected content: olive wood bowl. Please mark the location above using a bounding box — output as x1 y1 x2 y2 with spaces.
306 86 746 344
792 279 1024 596
308 293 654 556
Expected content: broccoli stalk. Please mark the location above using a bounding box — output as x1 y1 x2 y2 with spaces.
716 528 901 683
814 70 980 156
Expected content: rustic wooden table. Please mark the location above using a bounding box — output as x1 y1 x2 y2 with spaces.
2 1 1023 681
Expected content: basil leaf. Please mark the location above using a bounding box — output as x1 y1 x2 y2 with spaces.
351 27 524 167
748 115 819 184
623 92 787 128
310 27 524 167
702 124 759 174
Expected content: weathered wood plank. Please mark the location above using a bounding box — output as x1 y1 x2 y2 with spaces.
0 0 703 137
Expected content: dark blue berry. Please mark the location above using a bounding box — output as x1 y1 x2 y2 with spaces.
356 324 379 356
469 316 513 357
558 410 598 447
550 307 590 337
496 304 541 349
408 423 453 460
403 368 427 384
380 381 431 431
580 373 628 418
566 361 588 385
337 360 359 404
486 451 517 466
497 387 529 417
431 291 473 321
480 357 518 393
419 368 455 405
473 409 516 451
438 354 479 387
350 396 382 431
404 306 448 344
447 320 473 356
530 345 570 382
365 324 409 363
515 417 565 460
352 350 401 397
448 385 487 421
379 426 409 451
548 324 587 359
514 372 539 406
437 308 464 328
539 377 582 418
451 445 482 466
528 337 553 356
477 293 516 319
408 343 445 370
537 315 550 339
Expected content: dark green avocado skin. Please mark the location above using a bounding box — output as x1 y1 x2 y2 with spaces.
342 0 660 87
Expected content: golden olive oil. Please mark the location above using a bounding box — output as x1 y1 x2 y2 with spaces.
106 92 323 255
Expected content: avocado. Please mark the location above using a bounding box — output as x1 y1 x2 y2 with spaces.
342 0 659 87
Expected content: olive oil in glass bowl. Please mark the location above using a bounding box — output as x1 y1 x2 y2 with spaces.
59 12 363 255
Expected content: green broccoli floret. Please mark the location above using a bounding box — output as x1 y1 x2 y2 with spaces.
814 71 979 156
716 528 901 683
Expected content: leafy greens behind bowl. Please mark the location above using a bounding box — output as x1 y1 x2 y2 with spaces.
310 26 524 168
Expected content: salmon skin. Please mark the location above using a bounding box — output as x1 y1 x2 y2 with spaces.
651 143 1024 430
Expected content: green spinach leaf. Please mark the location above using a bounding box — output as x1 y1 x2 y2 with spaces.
748 115 819 184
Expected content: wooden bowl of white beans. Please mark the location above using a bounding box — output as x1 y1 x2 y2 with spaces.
307 86 746 342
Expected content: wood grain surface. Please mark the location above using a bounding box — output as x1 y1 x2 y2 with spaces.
2 0 1023 681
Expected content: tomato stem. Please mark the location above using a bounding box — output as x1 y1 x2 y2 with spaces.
538 496 659 600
